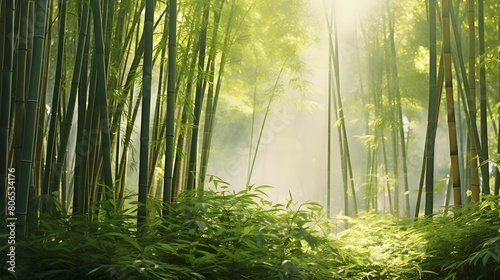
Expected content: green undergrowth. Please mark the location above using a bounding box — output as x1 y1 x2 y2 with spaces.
2 180 500 279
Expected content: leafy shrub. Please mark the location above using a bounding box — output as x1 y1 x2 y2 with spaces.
4 179 500 279
416 195 500 280
2 179 345 279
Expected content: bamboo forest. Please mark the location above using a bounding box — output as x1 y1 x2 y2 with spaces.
2 0 500 279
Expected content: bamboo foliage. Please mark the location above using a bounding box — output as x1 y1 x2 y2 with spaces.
8 0 500 239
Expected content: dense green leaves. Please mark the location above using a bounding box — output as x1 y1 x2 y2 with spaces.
4 181 500 279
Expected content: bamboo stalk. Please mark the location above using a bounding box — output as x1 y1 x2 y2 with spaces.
187 1 210 191
43 0 67 198
468 0 480 201
18 0 48 236
425 0 438 216
138 0 154 226
495 7 500 196
0 0 15 217
164 0 177 210
90 0 114 206
442 0 461 206
478 0 489 195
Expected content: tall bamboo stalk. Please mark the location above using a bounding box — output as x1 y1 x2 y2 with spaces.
326 8 333 218
12 0 30 179
478 0 489 195
43 0 67 197
187 2 210 191
74 11 91 215
164 0 177 210
18 0 48 236
138 0 154 226
90 0 114 203
0 0 15 217
425 0 438 216
442 0 461 206
468 0 480 201
386 0 410 217
51 3 89 206
495 7 500 196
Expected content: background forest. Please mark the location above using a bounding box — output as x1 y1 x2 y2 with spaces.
1 0 500 279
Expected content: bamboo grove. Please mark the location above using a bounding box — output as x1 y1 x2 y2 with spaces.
2 0 500 239
325 0 500 218
0 0 312 237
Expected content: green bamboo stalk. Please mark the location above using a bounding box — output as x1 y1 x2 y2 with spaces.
148 2 170 190
478 0 489 195
163 0 177 210
187 2 210 191
172 7 204 196
17 0 48 236
0 0 5 86
36 0 53 197
246 62 287 188
467 0 480 201
495 10 500 196
331 2 357 215
326 12 333 218
43 0 67 198
11 0 30 177
138 0 154 226
386 0 410 217
0 0 14 217
425 0 437 216
90 0 113 203
325 2 348 215
198 0 229 189
74 12 91 215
